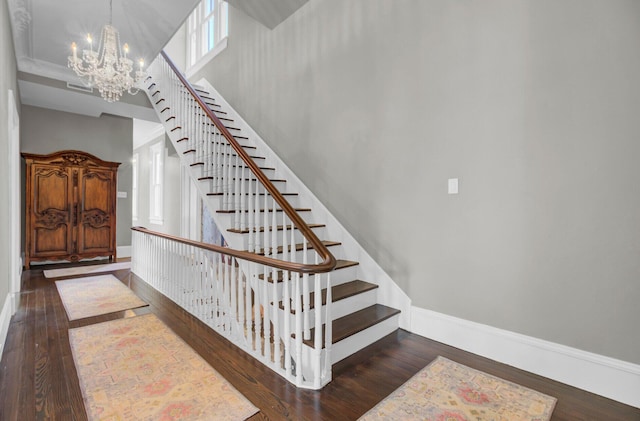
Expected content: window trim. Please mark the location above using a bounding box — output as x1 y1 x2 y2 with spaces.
149 141 164 225
186 37 227 79
185 0 228 78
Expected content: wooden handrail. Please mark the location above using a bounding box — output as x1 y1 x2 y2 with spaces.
156 51 336 273
133 226 331 273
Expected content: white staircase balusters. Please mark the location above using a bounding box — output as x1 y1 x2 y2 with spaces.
313 264 323 389
134 52 337 389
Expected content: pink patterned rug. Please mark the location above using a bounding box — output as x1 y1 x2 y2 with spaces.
359 356 557 421
55 274 147 320
69 313 259 420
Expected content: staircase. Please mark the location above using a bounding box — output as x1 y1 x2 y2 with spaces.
133 51 410 389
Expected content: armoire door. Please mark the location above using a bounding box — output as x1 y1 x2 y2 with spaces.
23 150 120 268
29 164 74 258
77 167 117 255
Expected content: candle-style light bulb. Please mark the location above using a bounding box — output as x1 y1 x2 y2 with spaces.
138 58 144 69
123 43 129 58
71 42 77 59
87 33 93 52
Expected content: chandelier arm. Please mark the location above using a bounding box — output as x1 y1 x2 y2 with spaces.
67 0 146 102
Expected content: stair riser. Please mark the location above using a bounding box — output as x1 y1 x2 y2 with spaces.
329 315 400 365
192 165 277 180
224 226 327 251
205 193 303 213
215 214 316 239
173 141 266 163
272 248 337 264
250 266 361 300
293 315 399 381
278 288 378 327
209 207 302 233
199 179 287 196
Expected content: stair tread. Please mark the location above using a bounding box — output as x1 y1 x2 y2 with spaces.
234 177 286 182
280 279 377 311
303 304 400 348
207 192 298 197
251 240 341 256
177 136 254 149
195 164 275 174
183 150 265 160
195 107 227 115
216 208 311 214
259 259 359 282
228 223 325 234
194 164 274 171
205 133 249 141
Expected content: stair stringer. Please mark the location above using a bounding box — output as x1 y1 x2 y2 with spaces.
193 78 411 330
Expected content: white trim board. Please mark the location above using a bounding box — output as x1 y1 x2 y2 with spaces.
0 294 13 358
411 306 640 408
117 245 132 258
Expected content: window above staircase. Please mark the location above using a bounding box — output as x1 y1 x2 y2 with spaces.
186 0 229 77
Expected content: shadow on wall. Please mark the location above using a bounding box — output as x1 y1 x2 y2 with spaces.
202 204 226 246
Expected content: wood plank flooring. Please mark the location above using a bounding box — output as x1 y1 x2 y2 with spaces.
1 261 638 420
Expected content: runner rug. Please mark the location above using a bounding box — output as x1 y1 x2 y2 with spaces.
44 261 131 278
55 274 147 321
359 356 557 421
69 313 259 420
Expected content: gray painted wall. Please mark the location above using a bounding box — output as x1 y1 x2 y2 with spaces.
164 25 187 73
192 0 640 364
133 136 181 237
20 105 133 248
1 0 19 317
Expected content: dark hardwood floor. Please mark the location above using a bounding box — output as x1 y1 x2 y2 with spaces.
1 261 638 420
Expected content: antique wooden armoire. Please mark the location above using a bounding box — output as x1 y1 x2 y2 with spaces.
22 150 120 269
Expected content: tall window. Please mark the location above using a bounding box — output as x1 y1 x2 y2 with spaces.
149 142 164 225
187 0 228 68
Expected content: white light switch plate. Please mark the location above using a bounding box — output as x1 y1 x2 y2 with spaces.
117 191 127 198
448 178 459 194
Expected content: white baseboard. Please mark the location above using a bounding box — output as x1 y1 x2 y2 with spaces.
411 306 640 409
0 293 14 358
117 245 132 258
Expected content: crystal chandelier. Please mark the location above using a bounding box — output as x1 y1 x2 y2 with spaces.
67 0 146 102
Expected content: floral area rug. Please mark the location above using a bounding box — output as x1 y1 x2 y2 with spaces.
359 356 557 421
44 261 131 278
69 313 259 420
55 274 147 320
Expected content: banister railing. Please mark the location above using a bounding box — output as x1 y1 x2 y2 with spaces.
136 51 340 389
131 226 318 272
157 50 335 275
132 226 333 389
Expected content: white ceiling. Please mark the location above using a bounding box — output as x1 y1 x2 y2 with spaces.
7 0 199 119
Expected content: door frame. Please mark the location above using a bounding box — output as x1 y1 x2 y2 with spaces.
8 89 21 313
